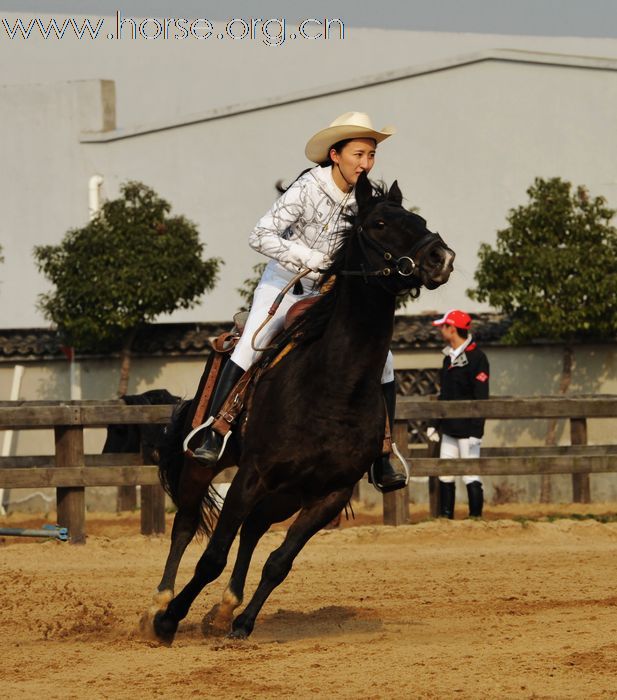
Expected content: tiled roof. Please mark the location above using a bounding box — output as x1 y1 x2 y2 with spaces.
391 312 512 349
0 314 511 363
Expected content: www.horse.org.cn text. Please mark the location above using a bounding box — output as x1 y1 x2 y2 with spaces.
1 13 346 46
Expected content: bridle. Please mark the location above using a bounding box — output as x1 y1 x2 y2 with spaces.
339 222 446 295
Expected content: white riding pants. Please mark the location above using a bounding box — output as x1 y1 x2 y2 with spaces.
438 433 483 485
231 274 394 383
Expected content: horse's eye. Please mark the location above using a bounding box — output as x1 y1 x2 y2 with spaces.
374 220 385 229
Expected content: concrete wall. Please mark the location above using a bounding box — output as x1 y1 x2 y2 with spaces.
3 52 617 327
1 79 114 324
77 58 617 324
4 17 617 132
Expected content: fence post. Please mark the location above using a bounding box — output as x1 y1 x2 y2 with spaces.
383 421 410 526
55 425 86 544
117 485 137 512
140 440 166 535
427 440 441 518
570 418 590 503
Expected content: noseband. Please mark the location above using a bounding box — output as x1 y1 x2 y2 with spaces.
339 224 445 295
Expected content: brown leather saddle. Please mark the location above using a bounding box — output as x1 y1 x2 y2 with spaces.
187 296 391 456
189 298 319 435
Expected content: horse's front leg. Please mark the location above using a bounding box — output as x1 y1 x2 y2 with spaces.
202 492 300 637
139 506 200 637
230 486 353 640
152 467 266 645
139 504 199 637
140 461 220 637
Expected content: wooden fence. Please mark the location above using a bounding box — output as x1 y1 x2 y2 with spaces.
0 401 171 543
1 396 617 539
382 395 617 525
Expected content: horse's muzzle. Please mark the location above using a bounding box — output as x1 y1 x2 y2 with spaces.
421 245 455 289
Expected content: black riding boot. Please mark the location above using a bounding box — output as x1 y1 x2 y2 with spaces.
466 480 484 517
193 359 245 464
438 481 455 519
371 380 407 493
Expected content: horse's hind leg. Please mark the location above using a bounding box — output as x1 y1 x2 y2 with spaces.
230 486 352 640
158 507 200 590
202 493 300 637
156 466 217 596
152 468 266 645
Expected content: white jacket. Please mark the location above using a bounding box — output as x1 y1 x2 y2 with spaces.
249 165 356 288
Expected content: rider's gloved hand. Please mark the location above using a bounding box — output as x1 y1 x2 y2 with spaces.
288 243 330 273
304 250 331 272
426 427 440 443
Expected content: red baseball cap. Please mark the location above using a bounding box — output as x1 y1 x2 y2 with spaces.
432 309 472 330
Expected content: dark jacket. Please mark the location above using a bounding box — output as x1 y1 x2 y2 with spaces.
437 340 489 439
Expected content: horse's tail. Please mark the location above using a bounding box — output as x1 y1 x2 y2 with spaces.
157 398 221 538
157 399 192 507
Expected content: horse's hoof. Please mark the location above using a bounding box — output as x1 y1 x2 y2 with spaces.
227 627 249 640
228 617 253 640
201 603 233 638
153 610 178 646
138 589 174 640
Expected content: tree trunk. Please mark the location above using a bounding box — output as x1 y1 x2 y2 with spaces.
117 328 137 397
540 344 573 503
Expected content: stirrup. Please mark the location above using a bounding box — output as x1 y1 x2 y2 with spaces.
369 442 410 494
184 417 232 462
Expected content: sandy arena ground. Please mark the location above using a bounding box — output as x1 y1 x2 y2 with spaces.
1 504 617 699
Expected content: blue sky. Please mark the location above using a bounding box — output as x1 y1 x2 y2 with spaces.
1 0 616 38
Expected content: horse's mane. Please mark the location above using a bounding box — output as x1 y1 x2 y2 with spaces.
290 181 390 348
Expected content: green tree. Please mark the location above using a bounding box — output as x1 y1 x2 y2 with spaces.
468 177 617 500
34 181 222 396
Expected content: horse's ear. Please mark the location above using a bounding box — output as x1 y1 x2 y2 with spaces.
355 171 373 210
388 180 403 205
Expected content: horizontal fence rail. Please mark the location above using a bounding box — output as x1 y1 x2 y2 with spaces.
404 455 617 476
0 466 161 489
384 396 617 525
1 397 616 534
0 401 172 542
0 403 172 429
396 396 617 420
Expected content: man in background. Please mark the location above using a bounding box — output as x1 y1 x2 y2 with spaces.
429 310 489 518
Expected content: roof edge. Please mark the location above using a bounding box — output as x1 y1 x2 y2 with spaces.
4 314 614 364
79 48 617 144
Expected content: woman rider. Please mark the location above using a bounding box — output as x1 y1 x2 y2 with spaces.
194 111 407 492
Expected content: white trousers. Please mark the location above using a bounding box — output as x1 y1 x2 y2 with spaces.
438 433 483 485
231 274 394 383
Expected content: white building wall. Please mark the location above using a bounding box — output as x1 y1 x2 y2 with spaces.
2 53 617 327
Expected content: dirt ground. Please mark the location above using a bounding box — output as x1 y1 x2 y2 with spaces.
1 503 617 700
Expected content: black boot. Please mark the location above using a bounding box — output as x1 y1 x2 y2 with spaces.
371 381 407 493
466 480 484 517
193 359 245 464
438 481 455 519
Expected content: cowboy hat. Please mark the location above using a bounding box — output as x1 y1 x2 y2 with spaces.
304 111 396 164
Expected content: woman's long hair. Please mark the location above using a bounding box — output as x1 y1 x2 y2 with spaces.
276 138 363 193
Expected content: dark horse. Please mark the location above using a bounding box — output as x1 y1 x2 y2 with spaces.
103 389 180 464
143 173 455 643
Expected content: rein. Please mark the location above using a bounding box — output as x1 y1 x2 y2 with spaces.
251 269 311 351
339 224 444 294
